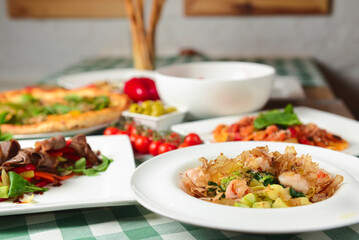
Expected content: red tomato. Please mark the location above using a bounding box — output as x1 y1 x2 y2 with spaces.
178 142 190 148
104 127 119 135
288 127 297 137
12 164 36 174
117 130 129 135
165 132 181 146
140 77 160 100
148 140 162 156
124 77 160 102
130 127 139 136
184 133 202 146
130 134 138 149
158 143 177 155
135 136 151 154
124 121 135 134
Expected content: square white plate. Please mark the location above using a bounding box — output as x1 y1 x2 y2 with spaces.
171 106 359 156
0 135 136 216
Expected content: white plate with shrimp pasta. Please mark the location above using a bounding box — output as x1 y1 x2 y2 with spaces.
131 141 359 234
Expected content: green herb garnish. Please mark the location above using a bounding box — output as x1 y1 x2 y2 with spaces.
58 155 113 176
253 104 301 130
8 172 48 197
289 187 306 198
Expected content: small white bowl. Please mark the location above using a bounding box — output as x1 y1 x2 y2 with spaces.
155 62 275 119
122 110 186 131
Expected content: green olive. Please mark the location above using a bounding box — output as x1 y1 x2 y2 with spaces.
141 100 153 110
130 100 177 117
142 109 152 115
129 103 143 113
151 104 165 116
165 106 177 113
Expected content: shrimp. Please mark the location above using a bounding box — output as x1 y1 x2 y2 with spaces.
245 156 272 172
225 179 249 199
180 167 209 194
278 171 310 194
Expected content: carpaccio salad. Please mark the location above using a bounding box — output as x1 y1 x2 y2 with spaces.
213 105 348 151
181 146 343 208
0 135 112 203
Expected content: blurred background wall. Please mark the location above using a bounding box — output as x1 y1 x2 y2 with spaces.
0 0 358 113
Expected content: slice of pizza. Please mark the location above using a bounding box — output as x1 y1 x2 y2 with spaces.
0 86 131 135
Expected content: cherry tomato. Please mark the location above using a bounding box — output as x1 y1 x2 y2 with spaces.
129 134 138 149
117 130 129 135
124 122 135 134
184 133 202 146
148 140 162 156
130 126 140 136
165 132 181 146
178 142 190 148
135 136 151 154
158 143 177 155
104 127 119 135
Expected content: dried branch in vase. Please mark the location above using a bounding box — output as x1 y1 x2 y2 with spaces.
125 0 166 70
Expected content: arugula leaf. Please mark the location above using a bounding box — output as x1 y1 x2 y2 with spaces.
93 155 113 172
0 113 13 141
75 157 86 170
83 169 98 176
8 171 48 197
64 94 82 103
93 96 110 110
0 112 8 124
0 132 13 141
20 94 37 104
58 155 113 176
253 104 301 130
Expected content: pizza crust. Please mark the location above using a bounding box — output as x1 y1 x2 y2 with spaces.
0 86 131 135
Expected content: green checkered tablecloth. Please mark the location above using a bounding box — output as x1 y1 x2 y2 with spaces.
39 55 327 87
1 56 358 240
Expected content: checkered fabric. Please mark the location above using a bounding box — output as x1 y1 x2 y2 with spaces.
38 56 326 87
1 56 357 240
1 205 359 240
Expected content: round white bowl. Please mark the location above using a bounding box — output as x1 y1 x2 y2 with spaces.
155 62 275 119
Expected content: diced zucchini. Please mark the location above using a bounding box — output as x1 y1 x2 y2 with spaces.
0 186 9 199
252 201 271 208
270 184 284 192
251 186 266 191
266 189 279 201
272 198 289 208
297 197 311 205
239 193 257 207
249 179 263 187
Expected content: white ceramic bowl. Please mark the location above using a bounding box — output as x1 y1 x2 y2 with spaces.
122 109 186 131
155 62 275 119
